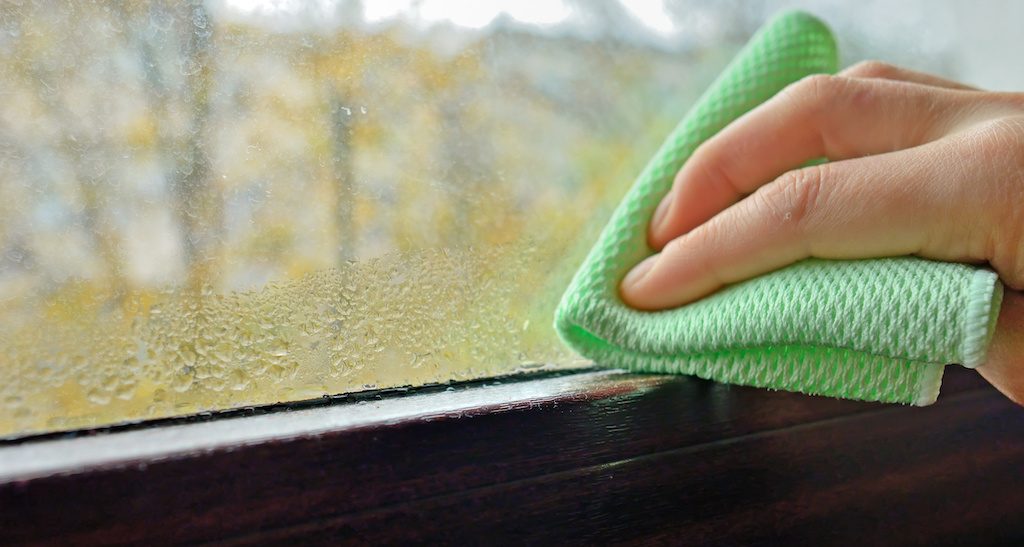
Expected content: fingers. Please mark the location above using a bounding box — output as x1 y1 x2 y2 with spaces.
649 74 980 250
839 60 980 91
977 289 1024 406
622 150 949 310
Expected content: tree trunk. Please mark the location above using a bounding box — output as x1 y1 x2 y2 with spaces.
328 87 357 263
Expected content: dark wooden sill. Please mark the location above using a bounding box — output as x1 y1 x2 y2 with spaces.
0 366 1021 546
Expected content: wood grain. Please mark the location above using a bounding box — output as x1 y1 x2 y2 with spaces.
0 366 1017 546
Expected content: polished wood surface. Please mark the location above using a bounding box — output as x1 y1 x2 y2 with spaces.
0 367 1020 546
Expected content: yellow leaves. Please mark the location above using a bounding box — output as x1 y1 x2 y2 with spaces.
351 119 385 147
123 115 159 149
414 48 483 92
353 195 378 233
40 279 127 325
246 223 295 257
0 6 703 438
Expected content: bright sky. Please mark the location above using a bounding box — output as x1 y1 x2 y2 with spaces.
224 0 677 33
365 0 572 28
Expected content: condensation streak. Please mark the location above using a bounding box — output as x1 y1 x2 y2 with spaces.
1 245 586 436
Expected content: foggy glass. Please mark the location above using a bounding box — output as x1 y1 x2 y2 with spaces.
1 0 1021 437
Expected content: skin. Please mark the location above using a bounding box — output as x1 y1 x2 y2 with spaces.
618 61 1024 405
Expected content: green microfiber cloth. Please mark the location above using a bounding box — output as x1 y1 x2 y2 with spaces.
554 11 1004 406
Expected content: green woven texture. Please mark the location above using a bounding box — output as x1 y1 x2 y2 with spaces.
554 11 1004 406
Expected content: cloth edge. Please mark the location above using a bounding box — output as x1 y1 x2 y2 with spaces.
913 364 945 406
961 270 1004 368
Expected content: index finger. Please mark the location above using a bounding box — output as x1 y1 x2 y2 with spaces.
648 75 977 250
622 151 944 310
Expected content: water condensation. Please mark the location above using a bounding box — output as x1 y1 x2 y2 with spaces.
2 0 1004 437
1 245 589 435
1 0 702 437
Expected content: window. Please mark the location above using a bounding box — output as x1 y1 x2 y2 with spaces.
2 0 1022 439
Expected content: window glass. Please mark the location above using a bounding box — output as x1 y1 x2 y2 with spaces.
2 0 1021 438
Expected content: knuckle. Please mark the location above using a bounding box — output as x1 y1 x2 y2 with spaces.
690 222 723 252
664 226 712 259
987 91 1024 114
756 165 829 230
662 233 688 257
784 74 836 107
970 117 1024 287
978 116 1024 156
996 116 1024 155
782 73 831 102
780 74 848 125
686 135 747 196
667 225 724 282
954 118 1024 185
982 117 1024 201
675 229 723 283
843 60 897 79
697 151 742 196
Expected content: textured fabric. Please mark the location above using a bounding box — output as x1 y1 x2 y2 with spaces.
554 11 1004 406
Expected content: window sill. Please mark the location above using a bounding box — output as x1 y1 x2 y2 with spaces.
1 366 1021 544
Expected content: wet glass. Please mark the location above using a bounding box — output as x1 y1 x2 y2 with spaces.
1 0 1020 437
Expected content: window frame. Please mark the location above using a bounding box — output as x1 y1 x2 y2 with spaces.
0 366 1021 544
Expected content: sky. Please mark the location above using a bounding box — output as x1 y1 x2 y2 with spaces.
221 0 678 35
214 0 1024 90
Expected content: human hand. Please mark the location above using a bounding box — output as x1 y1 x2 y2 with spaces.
618 61 1024 404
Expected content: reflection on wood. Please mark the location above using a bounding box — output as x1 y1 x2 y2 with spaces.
0 366 1020 545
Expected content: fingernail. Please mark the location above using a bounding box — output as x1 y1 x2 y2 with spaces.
651 194 674 236
622 254 659 290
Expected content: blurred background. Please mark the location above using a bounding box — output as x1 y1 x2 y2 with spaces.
1 0 1022 437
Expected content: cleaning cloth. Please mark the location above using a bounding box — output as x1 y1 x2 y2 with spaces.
554 11 1004 405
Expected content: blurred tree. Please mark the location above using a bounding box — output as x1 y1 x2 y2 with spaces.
0 0 705 437
174 0 220 288
15 2 129 293
118 0 221 289
327 86 357 262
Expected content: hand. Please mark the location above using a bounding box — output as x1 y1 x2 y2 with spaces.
618 61 1024 405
